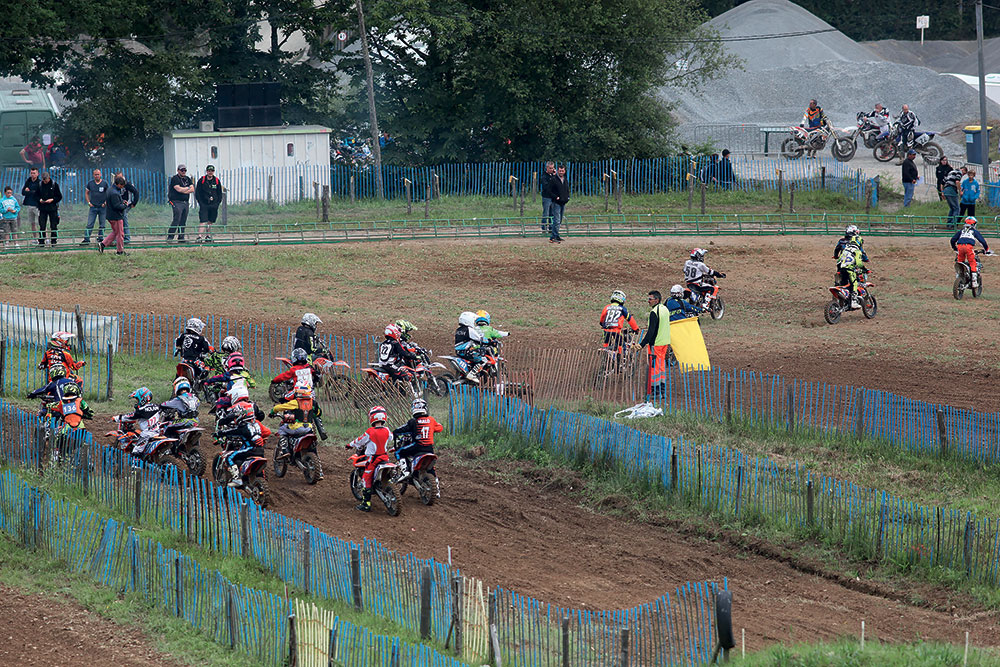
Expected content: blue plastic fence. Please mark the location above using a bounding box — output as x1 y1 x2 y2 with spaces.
0 166 167 205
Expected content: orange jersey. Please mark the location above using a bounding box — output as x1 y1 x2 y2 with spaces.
599 304 639 333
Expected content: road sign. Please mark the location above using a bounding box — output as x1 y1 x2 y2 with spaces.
916 15 929 29
337 31 348 42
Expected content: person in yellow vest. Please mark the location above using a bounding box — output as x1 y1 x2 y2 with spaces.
638 290 671 399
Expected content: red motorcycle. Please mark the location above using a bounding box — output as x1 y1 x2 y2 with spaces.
394 440 440 506
211 438 271 507
684 276 725 320
824 269 877 324
106 416 182 472
348 451 401 516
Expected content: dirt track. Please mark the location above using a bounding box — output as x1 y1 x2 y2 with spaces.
0 586 179 666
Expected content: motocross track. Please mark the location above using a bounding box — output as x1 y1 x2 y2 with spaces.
0 586 180 666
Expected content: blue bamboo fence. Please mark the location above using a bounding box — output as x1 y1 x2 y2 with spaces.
0 166 167 205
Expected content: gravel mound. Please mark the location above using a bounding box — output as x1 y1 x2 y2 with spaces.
864 37 1000 76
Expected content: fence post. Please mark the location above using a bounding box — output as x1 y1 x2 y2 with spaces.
221 188 228 226
777 170 783 210
876 501 886 559
35 424 44 473
806 478 814 526
0 336 5 391
487 589 498 664
186 485 195 542
106 341 113 400
786 385 794 433
314 182 320 220
174 556 183 617
303 529 311 594
531 171 537 202
328 625 338 665
321 185 330 222
351 546 363 611
288 614 298 667
936 409 948 457
452 574 464 657
240 500 249 557
616 176 623 214
74 305 87 354
519 184 525 217
349 175 355 205
697 446 703 499
620 627 629 667
789 181 796 213
134 474 142 523
725 377 733 422
299 175 304 201
509 175 518 207
420 565 433 640
964 519 974 576
700 183 706 214
604 174 611 213
227 585 237 648
821 166 826 190
562 616 570 667
403 178 412 215
267 175 274 208
864 182 872 215
670 448 678 492
687 171 694 211
855 389 864 440
735 465 744 516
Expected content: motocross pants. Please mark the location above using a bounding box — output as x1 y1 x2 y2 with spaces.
957 245 978 274
362 454 390 489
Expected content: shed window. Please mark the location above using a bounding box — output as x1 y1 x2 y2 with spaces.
210 145 218 159
287 143 295 157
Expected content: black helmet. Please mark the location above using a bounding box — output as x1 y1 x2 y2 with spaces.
291 347 308 364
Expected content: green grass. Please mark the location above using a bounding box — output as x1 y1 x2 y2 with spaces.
0 530 245 666
739 637 999 666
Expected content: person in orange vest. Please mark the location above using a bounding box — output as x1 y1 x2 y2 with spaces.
638 291 670 400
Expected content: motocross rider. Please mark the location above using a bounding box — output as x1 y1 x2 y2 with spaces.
270 347 326 440
348 406 393 512
50 382 92 429
38 332 85 379
294 313 326 359
119 387 162 456
897 105 919 151
160 376 200 418
833 225 870 285
392 398 443 496
600 291 640 351
475 311 509 342
803 100 830 131
667 285 704 321
376 324 417 382
394 319 427 368
271 399 317 468
683 248 726 306
27 365 83 415
216 385 266 487
838 236 868 308
866 104 891 140
174 318 214 380
951 216 993 287
455 311 487 383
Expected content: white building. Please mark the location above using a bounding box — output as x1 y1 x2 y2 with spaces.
163 125 332 204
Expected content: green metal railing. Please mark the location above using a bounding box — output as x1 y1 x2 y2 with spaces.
1 212 993 254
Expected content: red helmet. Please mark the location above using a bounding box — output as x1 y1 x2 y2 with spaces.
368 405 387 424
384 324 402 341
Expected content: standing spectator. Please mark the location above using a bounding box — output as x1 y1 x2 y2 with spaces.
638 290 671 400
166 164 194 242
901 149 918 207
46 138 69 166
717 149 735 189
19 138 44 169
700 154 719 184
113 169 139 244
548 164 569 244
37 172 62 245
80 168 109 245
1 187 20 248
98 177 128 255
935 156 952 201
20 167 41 236
195 165 223 242
539 161 555 234
960 168 980 218
942 166 962 229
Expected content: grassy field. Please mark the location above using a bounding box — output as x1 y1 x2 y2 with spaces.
739 637 999 666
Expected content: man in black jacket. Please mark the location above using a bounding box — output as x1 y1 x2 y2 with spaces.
36 172 62 245
195 165 223 242
20 167 40 236
539 161 555 235
901 149 918 207
547 165 569 243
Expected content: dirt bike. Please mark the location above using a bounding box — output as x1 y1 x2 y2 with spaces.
873 126 943 165
212 437 271 507
595 332 641 384
855 112 887 149
268 354 352 404
781 125 833 159
37 395 90 464
107 418 183 470
176 351 225 403
272 417 323 484
684 276 725 320
954 248 992 300
405 347 450 397
828 124 859 162
824 269 877 324
392 435 440 506
348 450 401 515
352 365 420 407
158 408 206 476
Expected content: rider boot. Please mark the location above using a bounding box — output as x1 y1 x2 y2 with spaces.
466 363 485 384
396 457 410 483
314 415 328 441
227 463 243 488
434 476 441 499
972 272 979 287
356 488 372 512
276 436 290 460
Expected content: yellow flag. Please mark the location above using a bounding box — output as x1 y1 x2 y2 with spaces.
669 316 711 371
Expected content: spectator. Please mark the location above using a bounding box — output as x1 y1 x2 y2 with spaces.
960 168 980 218
935 156 952 201
1 186 20 249
166 164 194 242
718 149 735 189
540 161 555 234
46 139 69 166
19 138 44 169
98 177 128 255
80 169 109 245
942 166 962 229
113 169 139 244
195 165 223 242
20 167 41 236
901 149 918 207
700 154 719 184
37 172 62 245
549 164 569 244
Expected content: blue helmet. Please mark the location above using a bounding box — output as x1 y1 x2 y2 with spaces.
130 387 153 406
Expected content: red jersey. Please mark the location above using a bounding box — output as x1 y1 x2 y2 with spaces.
352 426 392 457
412 416 443 446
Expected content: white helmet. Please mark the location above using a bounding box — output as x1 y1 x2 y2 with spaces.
458 311 478 327
301 313 322 328
411 398 428 416
610 290 626 305
670 284 685 298
845 224 859 236
221 336 241 353
186 318 205 334
690 248 707 261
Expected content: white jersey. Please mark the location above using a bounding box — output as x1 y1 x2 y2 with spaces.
683 260 711 283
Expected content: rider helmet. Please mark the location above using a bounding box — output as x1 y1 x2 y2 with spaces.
610 290 626 305
845 224 859 236
49 331 75 349
301 313 322 329
411 398 428 416
291 347 308 364
47 364 67 380
690 248 707 262
475 310 491 326
221 336 241 353
384 324 402 341
458 311 478 328
62 382 81 399
965 216 978 227
368 405 387 425
185 318 205 334
172 376 192 396
394 320 417 339
130 387 153 407
670 284 685 299
226 352 245 372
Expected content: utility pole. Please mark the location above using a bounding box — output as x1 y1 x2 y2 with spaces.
356 0 384 199
976 0 990 174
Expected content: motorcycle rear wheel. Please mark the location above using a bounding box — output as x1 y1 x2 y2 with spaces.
862 294 878 319
710 296 725 320
377 483 401 516
972 274 983 298
424 375 450 397
185 448 206 477
415 472 436 506
245 477 271 508
780 138 805 160
824 301 842 325
269 381 290 404
921 142 943 165
873 142 896 163
301 452 322 485
832 138 856 162
349 468 364 501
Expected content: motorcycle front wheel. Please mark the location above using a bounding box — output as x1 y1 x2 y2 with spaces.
186 447 206 477
376 483 401 516
873 142 896 163
710 296 725 320
824 301 842 325
832 138 856 162
862 294 878 319
301 452 323 485
273 449 288 478
349 468 364 501
245 477 271 508
211 454 226 485
920 142 943 165
780 138 805 160
954 276 966 300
